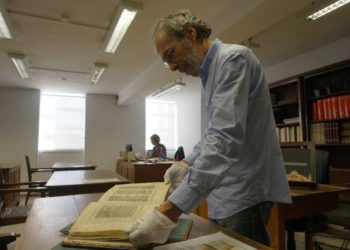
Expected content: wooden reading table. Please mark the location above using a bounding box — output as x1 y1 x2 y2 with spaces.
46 169 130 196
268 183 349 250
51 162 97 171
15 194 271 250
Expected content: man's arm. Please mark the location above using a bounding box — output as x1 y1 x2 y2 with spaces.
157 200 183 222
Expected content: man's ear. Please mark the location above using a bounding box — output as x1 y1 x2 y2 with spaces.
185 27 197 42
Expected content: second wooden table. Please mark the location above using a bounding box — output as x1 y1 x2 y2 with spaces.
46 169 130 196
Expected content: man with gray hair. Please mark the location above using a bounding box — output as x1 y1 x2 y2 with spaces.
125 10 291 247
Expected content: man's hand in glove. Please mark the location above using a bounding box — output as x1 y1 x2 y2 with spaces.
164 161 189 193
124 203 181 247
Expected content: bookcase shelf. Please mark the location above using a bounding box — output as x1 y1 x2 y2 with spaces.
280 142 310 148
269 58 350 185
309 118 350 124
276 122 300 127
272 98 299 108
269 78 303 143
309 90 350 101
315 143 350 147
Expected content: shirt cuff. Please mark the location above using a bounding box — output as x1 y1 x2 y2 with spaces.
168 181 203 214
184 152 198 166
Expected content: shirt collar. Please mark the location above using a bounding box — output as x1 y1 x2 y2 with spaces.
199 38 222 86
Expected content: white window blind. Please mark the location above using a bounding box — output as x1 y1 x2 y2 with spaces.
145 99 177 151
38 93 85 151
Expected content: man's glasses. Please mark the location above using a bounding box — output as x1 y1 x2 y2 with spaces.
162 46 176 68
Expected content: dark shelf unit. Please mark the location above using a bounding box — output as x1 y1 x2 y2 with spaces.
269 58 350 186
269 79 304 143
304 60 350 145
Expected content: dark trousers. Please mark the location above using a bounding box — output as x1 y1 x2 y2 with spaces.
211 201 273 246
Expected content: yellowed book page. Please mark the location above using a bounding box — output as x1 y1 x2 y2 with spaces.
98 182 169 204
63 236 133 249
69 202 160 239
68 182 169 240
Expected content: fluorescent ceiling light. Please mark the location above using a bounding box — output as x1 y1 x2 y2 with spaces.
8 53 31 79
0 1 12 38
90 63 107 85
306 0 350 21
153 79 186 98
104 0 142 54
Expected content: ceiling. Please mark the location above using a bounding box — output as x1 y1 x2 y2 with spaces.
0 0 349 105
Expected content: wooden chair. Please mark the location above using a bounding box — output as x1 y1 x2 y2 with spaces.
25 155 53 205
0 169 47 225
0 169 47 249
0 232 18 250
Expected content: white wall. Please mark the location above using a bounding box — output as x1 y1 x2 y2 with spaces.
155 77 202 157
265 35 350 83
85 94 145 171
0 87 40 181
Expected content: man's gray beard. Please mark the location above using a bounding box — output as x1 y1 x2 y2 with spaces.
182 40 204 76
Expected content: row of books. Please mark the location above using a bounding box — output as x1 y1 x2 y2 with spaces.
310 122 350 144
312 94 350 121
309 71 350 97
276 125 302 143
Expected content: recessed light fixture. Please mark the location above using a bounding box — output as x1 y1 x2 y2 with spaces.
90 63 107 85
103 0 143 54
8 53 32 79
152 78 186 98
0 0 12 39
306 0 350 21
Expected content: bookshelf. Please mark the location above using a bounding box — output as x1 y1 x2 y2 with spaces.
269 79 304 143
269 58 350 185
304 62 350 145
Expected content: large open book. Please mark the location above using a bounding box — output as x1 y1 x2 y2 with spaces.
63 182 170 249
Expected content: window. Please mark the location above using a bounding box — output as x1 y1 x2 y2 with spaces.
38 93 85 151
145 99 177 151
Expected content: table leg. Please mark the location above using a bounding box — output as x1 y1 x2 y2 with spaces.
268 203 286 250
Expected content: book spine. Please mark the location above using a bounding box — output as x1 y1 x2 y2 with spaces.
327 98 333 120
317 99 324 120
333 96 340 120
323 99 328 120
334 122 340 143
346 95 350 118
312 101 318 121
339 95 345 119
321 123 326 144
296 125 301 142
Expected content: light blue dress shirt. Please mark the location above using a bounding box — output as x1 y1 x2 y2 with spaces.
168 39 292 219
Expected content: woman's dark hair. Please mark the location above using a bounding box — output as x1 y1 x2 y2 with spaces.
150 134 160 143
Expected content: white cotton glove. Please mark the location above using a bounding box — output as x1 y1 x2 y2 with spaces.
164 161 189 194
124 209 176 247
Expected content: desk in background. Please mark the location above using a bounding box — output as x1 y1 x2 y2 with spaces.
116 160 172 183
0 163 21 207
51 162 97 171
46 169 130 196
15 194 271 250
268 183 349 250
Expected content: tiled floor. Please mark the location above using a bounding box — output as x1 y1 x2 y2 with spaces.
1 196 349 250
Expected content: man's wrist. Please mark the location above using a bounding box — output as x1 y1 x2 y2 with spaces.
156 200 182 222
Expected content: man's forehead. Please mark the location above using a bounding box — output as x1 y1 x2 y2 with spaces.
154 30 176 54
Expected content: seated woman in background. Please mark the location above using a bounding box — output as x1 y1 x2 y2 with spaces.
150 134 167 159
